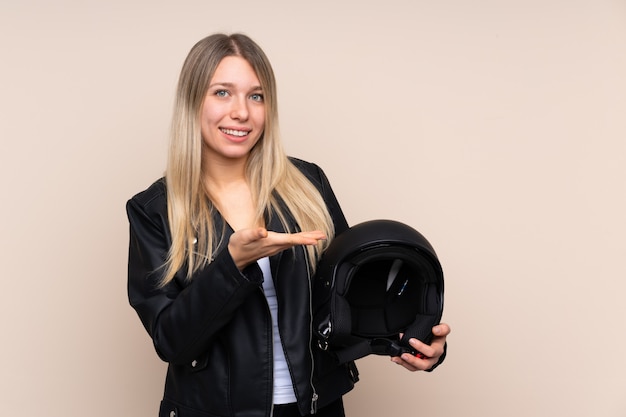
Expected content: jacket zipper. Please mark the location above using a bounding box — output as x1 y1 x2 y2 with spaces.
259 285 275 417
264 248 318 415
304 247 319 414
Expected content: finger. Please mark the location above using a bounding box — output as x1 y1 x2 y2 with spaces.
401 353 439 371
299 230 327 240
233 227 267 245
394 352 439 372
296 231 327 245
408 336 446 360
267 230 326 246
390 356 419 372
255 227 269 239
432 323 451 337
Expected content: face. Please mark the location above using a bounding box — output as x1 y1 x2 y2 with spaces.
200 56 265 164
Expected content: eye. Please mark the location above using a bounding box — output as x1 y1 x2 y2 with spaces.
250 93 264 102
215 89 229 98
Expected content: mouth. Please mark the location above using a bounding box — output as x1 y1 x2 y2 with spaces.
220 128 250 138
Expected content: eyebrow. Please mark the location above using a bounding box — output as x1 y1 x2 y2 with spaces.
209 82 263 91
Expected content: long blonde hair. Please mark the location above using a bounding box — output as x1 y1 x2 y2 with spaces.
162 33 334 285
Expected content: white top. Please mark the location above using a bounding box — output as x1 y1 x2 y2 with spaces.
257 257 297 404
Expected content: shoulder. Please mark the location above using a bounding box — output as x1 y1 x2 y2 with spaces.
288 156 339 196
288 157 325 183
126 178 168 219
288 156 317 172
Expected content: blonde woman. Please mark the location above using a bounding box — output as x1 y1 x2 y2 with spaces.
127 33 449 417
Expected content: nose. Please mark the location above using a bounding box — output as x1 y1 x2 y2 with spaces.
230 96 249 121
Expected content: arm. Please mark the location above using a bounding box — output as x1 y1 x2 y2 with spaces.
126 191 263 365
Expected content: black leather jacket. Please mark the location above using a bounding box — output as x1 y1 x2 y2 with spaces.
127 159 358 417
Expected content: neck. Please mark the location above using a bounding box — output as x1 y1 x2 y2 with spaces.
202 150 248 184
201 156 258 230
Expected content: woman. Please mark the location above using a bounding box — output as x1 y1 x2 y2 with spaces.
127 33 449 417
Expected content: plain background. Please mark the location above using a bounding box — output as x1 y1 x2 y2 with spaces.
1 1 625 416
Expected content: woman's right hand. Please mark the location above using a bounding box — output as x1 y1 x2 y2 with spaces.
228 227 326 270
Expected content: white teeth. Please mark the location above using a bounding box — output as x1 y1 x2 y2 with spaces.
221 128 248 137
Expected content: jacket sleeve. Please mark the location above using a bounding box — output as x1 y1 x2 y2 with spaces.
126 188 264 365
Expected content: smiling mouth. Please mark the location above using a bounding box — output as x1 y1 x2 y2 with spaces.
220 128 250 137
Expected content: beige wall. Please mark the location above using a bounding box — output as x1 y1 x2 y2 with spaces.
1 1 625 416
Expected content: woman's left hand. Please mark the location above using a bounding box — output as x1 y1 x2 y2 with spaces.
391 323 450 372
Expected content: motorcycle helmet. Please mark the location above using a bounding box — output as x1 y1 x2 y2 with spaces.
312 219 444 363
